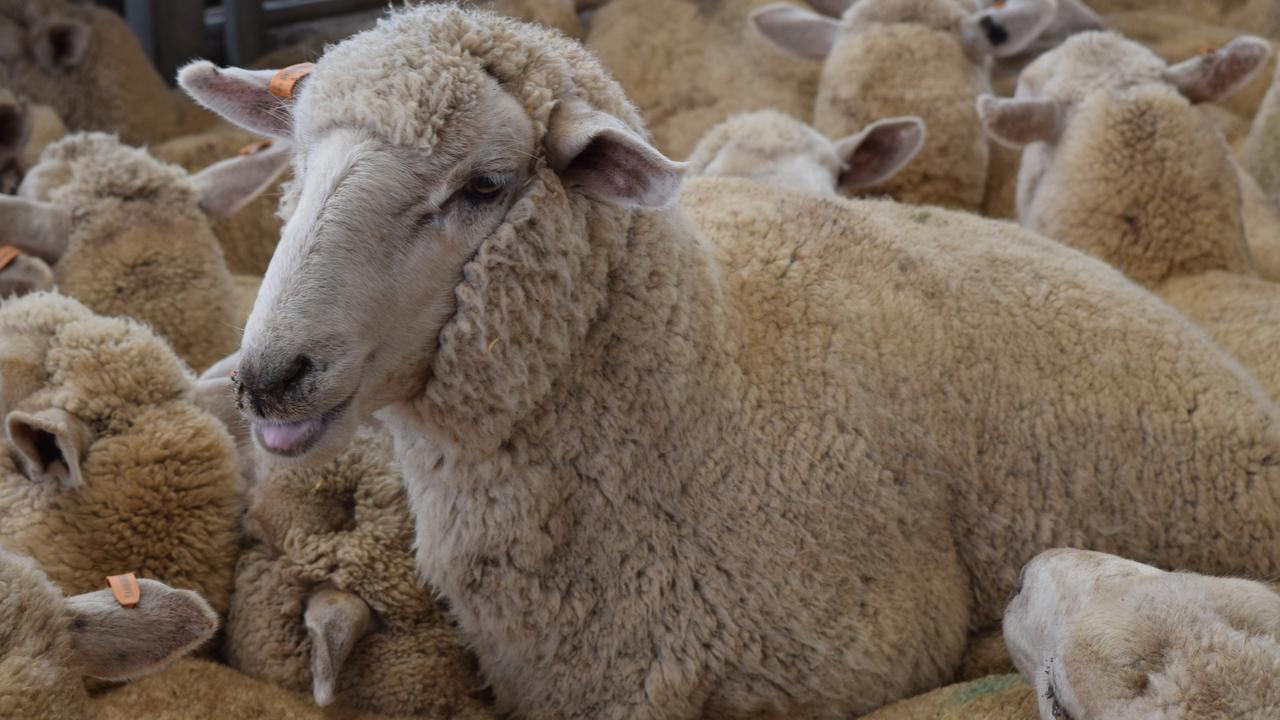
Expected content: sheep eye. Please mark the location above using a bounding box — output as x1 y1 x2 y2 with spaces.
463 174 504 202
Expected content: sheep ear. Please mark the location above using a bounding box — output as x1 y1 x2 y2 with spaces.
178 61 294 139
65 579 218 682
977 94 1062 148
963 0 1058 59
190 142 291 220
835 116 926 192
0 196 71 264
750 4 840 61
194 354 251 447
1164 36 1271 105
305 588 377 707
5 407 93 488
30 19 91 72
545 98 686 208
804 0 853 17
0 255 55 300
0 98 32 160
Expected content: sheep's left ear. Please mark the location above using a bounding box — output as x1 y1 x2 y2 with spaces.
189 142 291 220
65 579 218 681
977 94 1062 148
963 0 1058 59
750 4 840 62
178 61 297 140
1164 36 1271 105
30 19 91 72
835 116 926 192
5 407 93 488
545 98 686 208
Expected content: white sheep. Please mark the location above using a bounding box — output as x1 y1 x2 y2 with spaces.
184 5 1280 718
1005 549 1280 720
0 547 220 720
684 109 926 196
977 32 1280 400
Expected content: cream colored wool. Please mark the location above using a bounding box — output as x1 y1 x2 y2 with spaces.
0 0 217 145
227 425 489 718
1236 167 1280 282
195 6 1280 718
18 133 243 371
990 32 1280 401
585 0 818 158
0 293 243 614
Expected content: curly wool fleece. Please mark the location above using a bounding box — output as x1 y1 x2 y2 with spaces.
271 7 1280 719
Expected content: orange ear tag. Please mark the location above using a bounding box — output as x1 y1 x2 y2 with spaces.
1200 46 1217 55
992 0 1006 8
107 573 141 608
238 139 274 156
0 245 20 272
269 63 315 100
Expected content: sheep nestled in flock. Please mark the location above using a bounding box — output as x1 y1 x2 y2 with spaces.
1005 549 1280 719
0 548 219 720
3 132 289 371
979 32 1280 400
183 5 1280 718
684 109 926 196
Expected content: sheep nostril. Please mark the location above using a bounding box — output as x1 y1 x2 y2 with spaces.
280 354 314 394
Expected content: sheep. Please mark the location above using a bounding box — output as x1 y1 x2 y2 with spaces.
583 0 822 159
0 292 243 614
0 547 220 720
751 0 1064 211
1005 549 1280 719
0 0 219 146
223 420 491 718
3 132 289 371
684 109 926 196
977 32 1280 400
184 5 1280 718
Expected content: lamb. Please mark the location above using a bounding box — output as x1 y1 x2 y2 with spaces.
3 132 289 371
583 0 822 159
684 109 926 196
751 0 1068 211
224 419 490 718
0 0 218 146
184 5 1280 718
1005 549 1280 719
0 547 220 720
977 32 1280 400
0 292 243 613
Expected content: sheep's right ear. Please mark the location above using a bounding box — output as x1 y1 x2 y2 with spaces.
1164 36 1271 105
0 196 71 263
977 94 1062 148
834 116 926 192
178 61 295 139
190 142 291 220
5 407 93 488
0 98 32 161
65 579 218 682
30 19 91 72
545 98 686 208
750 4 840 61
194 353 251 447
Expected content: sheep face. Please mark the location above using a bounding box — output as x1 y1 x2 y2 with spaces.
1005 549 1280 720
179 5 685 463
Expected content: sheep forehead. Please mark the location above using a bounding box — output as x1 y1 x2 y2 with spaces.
845 0 970 35
35 133 196 208
1020 32 1167 101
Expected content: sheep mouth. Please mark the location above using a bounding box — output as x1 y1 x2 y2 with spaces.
253 395 353 458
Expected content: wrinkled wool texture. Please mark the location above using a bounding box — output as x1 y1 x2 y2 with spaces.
684 109 841 195
0 0 216 145
295 8 1280 719
89 658 457 720
0 550 83 720
1014 36 1280 402
24 132 240 372
227 425 487 717
585 0 819 159
815 0 990 210
861 675 1035 720
0 293 242 613
152 125 287 276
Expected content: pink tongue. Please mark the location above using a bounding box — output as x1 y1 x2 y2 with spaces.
260 420 317 452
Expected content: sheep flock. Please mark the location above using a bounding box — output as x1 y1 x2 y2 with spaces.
4 0 1280 718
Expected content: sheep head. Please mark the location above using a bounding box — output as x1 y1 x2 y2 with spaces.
179 4 687 461
1005 549 1280 720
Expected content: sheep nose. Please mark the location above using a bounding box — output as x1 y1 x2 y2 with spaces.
235 353 316 417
